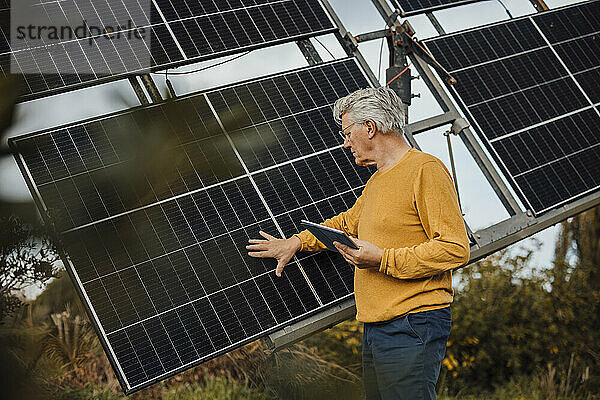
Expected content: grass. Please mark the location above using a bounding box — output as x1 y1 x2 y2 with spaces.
57 377 274 400
55 376 599 400
437 374 599 400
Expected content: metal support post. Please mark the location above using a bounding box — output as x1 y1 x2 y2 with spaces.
529 0 549 12
140 74 163 102
164 70 177 99
370 0 522 216
470 191 600 263
128 77 150 105
296 39 323 65
426 12 446 34
385 28 411 120
354 29 389 43
405 111 459 135
265 298 356 350
318 0 379 86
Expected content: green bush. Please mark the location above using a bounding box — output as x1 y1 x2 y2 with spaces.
444 245 556 390
443 238 599 395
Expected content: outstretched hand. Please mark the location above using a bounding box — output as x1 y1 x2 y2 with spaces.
334 238 383 269
246 231 301 277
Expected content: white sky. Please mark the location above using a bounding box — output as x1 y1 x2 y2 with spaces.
1 0 583 279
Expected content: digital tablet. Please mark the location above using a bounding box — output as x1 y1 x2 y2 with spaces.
300 220 359 252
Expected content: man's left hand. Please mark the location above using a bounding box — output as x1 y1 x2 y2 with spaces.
333 238 383 269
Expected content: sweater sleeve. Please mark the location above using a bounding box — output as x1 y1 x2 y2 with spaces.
294 190 366 252
379 161 470 279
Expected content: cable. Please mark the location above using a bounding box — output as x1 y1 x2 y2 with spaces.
154 51 251 76
496 0 513 18
377 32 385 83
404 30 454 81
165 68 171 96
375 23 390 83
165 68 176 98
444 131 462 211
313 37 335 60
385 63 411 87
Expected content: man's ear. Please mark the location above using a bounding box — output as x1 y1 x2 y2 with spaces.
365 119 377 139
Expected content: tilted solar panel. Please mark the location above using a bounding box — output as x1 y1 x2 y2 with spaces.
423 0 600 214
1 0 335 102
10 58 374 393
390 0 484 16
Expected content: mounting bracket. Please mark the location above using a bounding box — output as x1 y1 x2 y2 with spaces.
296 39 323 65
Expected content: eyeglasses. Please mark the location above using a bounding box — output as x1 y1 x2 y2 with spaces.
338 121 361 141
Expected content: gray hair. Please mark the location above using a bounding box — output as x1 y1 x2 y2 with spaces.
333 87 406 137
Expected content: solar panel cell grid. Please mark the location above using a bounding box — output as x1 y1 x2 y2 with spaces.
425 19 546 73
451 48 565 106
20 101 251 232
534 0 600 43
469 77 589 140
424 0 600 214
11 58 374 393
555 35 600 72
391 0 485 15
576 68 600 103
4 0 336 101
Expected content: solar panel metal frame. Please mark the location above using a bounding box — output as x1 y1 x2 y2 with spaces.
391 0 485 16
422 0 600 215
9 56 375 394
3 0 338 103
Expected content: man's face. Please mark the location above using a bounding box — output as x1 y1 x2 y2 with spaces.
341 113 372 166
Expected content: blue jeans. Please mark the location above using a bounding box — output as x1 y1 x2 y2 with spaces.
362 306 451 400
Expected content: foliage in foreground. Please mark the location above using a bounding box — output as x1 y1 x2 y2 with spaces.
438 374 600 400
442 207 600 394
302 319 363 375
56 377 273 400
440 253 599 395
0 272 362 399
0 216 60 321
160 377 273 400
1 191 599 399
54 376 600 400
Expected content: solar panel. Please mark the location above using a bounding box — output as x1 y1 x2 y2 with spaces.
390 0 484 16
423 0 600 214
10 57 374 393
2 0 335 102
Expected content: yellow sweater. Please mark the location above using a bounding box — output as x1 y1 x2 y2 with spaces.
296 149 470 322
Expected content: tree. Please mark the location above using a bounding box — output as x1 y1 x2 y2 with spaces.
550 206 600 375
442 206 600 394
443 244 556 392
0 216 60 321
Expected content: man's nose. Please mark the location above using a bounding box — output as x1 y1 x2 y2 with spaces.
343 138 351 149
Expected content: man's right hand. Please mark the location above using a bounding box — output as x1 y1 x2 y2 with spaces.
246 231 302 277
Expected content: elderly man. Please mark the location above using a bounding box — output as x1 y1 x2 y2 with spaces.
247 87 469 399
